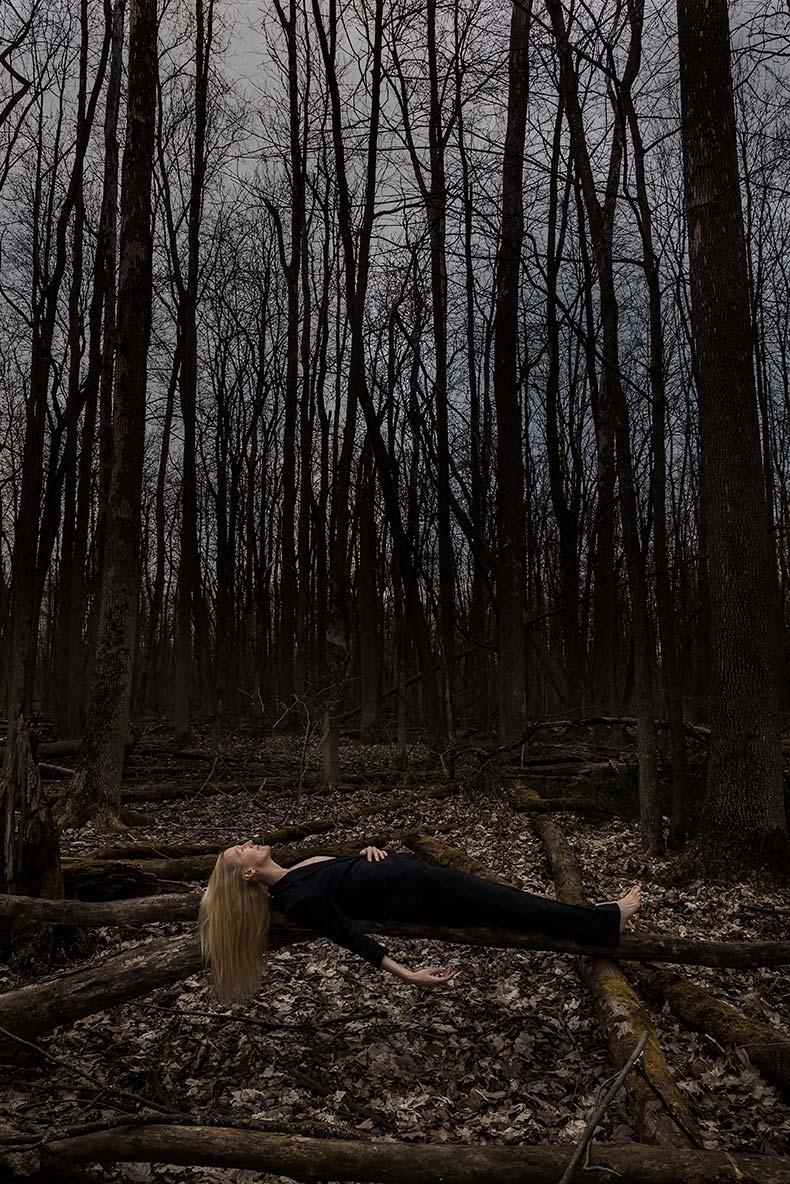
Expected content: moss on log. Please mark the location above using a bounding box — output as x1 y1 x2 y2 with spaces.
531 813 702 1147
629 962 790 1091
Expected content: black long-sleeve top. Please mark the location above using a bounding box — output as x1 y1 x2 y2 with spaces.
268 852 620 969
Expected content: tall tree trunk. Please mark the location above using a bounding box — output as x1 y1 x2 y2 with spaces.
425 0 455 736
4 2 112 761
62 0 126 739
545 93 582 706
618 7 689 847
492 0 531 744
358 444 380 742
173 0 215 739
547 0 663 853
676 0 788 878
56 0 158 832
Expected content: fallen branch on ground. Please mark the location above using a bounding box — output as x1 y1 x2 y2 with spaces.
628 962 790 1091
2 915 790 1043
531 812 702 1146
1 889 790 966
39 1124 790 1182
559 1032 649 1184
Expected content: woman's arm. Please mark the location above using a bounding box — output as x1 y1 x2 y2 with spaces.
381 954 413 981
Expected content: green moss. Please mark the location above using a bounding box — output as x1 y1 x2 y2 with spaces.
8 918 55 974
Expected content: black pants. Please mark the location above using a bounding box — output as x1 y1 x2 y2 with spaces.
370 854 621 949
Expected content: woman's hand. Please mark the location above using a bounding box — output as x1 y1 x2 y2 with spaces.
359 845 388 861
409 966 457 988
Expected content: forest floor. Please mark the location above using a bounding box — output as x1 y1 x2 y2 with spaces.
2 730 790 1183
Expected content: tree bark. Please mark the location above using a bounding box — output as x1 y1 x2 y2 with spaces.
676 0 789 878
492 0 531 745
173 0 215 739
629 962 790 1092
40 1127 790 1183
547 0 663 853
54 0 158 831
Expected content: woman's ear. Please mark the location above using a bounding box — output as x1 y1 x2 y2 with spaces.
242 866 256 881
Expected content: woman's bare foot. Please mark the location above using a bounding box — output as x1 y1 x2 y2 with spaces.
617 884 642 932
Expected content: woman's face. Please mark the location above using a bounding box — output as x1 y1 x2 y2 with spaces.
222 839 272 876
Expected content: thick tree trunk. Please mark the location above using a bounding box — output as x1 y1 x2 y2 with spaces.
425 0 455 736
54 0 158 832
676 0 789 878
38 1128 790 1183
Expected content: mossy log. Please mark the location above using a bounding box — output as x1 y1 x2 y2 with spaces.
629 962 790 1091
402 831 519 887
39 1124 790 1182
531 813 702 1147
73 785 461 872
509 780 605 815
511 795 605 814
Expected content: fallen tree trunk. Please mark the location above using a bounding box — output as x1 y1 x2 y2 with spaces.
0 933 204 1043
41 1124 790 1182
61 834 396 898
4 909 790 1043
0 891 199 927
66 789 462 892
510 795 607 814
402 831 521 887
628 962 790 1091
1 891 790 967
531 813 702 1147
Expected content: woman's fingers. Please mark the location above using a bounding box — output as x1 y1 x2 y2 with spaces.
359 845 388 861
413 966 457 985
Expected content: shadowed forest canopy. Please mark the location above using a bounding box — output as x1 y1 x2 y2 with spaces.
0 0 789 875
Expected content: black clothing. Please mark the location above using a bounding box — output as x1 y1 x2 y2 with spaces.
268 852 621 969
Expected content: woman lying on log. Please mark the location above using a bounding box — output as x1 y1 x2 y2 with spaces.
199 841 643 1002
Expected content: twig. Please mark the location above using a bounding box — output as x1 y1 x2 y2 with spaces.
141 1003 381 1030
558 1032 648 1184
633 1061 704 1148
1 1109 366 1151
0 1024 174 1119
195 753 219 797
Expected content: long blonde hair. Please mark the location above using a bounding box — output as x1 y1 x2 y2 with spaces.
198 853 271 1003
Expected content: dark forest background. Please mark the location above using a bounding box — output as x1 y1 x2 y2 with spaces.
1 0 789 877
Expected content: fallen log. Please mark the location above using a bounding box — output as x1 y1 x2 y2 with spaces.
629 962 790 1091
510 795 606 814
67 787 462 892
61 834 395 898
402 831 521 887
0 891 199 927
41 1124 790 1182
4 909 790 1042
1 893 790 967
531 813 702 1147
509 780 607 816
0 933 204 1043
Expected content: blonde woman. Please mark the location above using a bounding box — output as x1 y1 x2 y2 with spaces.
198 840 642 1003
